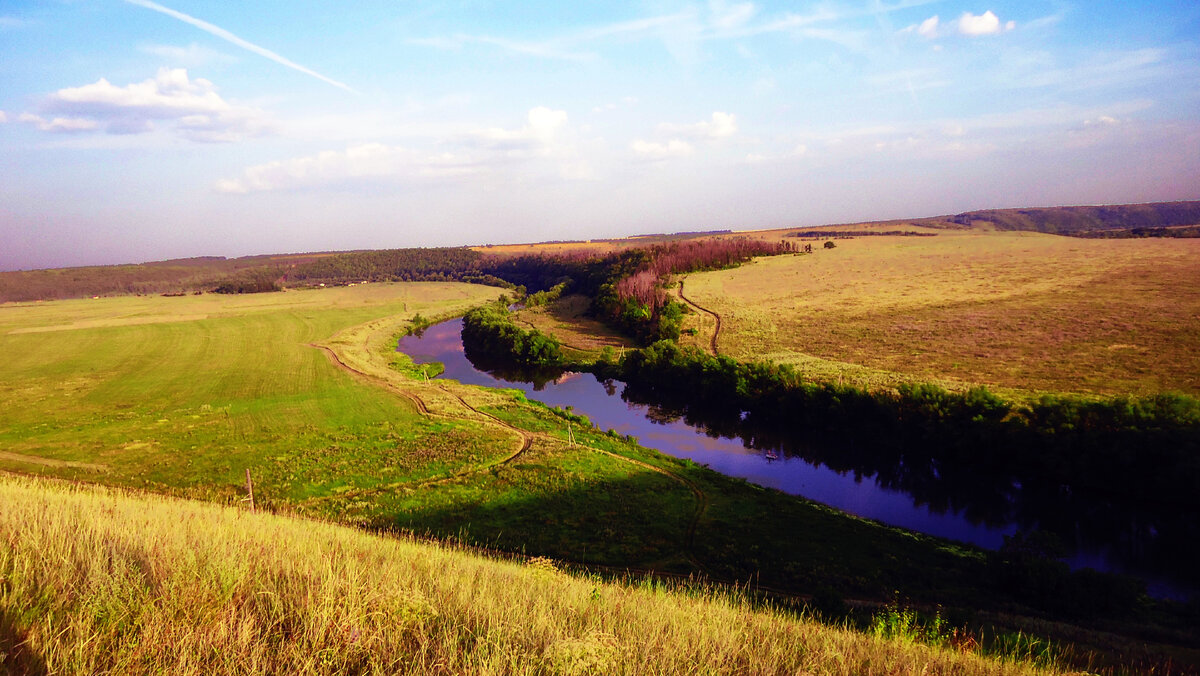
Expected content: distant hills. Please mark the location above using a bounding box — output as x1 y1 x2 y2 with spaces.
949 200 1200 235
3 200 1197 303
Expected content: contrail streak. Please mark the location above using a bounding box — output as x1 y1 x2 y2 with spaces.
125 0 357 94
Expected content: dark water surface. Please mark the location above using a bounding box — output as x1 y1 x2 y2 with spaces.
399 318 1194 600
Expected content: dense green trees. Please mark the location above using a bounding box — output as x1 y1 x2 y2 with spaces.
604 340 1200 509
461 303 564 369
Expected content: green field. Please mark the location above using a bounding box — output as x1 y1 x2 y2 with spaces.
0 283 511 502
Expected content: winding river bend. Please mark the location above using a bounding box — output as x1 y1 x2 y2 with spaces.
399 317 1194 600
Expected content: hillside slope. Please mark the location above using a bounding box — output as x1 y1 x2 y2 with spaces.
950 201 1200 234
0 475 1057 675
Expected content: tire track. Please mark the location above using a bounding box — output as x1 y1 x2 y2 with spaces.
304 344 532 506
677 279 721 356
309 325 709 570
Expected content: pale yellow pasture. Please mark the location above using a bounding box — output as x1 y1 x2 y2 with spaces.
679 230 1200 396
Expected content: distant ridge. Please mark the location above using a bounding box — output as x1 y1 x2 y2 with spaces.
949 200 1200 235
5 200 1198 303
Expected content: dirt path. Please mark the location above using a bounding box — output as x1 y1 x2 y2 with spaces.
307 317 709 569
304 343 532 505
677 279 721 356
0 451 109 472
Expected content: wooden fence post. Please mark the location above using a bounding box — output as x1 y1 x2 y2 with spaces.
245 468 255 513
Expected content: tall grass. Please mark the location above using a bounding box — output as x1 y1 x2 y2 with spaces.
0 475 1059 675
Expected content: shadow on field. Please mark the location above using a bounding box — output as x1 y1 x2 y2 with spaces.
0 609 47 676
363 465 988 604
374 470 698 573
360 459 1178 625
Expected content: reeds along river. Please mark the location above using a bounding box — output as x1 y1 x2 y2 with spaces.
398 318 1196 601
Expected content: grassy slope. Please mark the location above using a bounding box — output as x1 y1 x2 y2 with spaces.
0 283 509 502
0 475 1058 675
675 230 1200 397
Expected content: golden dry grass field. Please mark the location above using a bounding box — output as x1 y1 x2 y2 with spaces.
0 474 1065 675
674 229 1200 397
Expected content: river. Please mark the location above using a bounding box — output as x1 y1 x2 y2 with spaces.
399 317 1195 600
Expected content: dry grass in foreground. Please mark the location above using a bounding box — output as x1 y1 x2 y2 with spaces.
678 230 1200 397
0 475 1066 675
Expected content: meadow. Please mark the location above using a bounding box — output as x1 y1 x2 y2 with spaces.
674 229 1200 398
0 283 509 503
3 269 1197 672
0 474 1066 675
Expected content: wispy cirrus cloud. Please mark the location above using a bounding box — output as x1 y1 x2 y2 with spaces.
657 111 738 139
214 143 485 194
28 68 271 142
123 0 356 93
18 113 99 132
216 107 594 193
138 42 237 67
409 13 688 62
630 139 694 159
410 1 940 62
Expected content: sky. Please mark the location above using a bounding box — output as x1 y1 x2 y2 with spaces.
1 1 1199 270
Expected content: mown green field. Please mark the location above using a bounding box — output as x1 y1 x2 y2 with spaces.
0 283 509 502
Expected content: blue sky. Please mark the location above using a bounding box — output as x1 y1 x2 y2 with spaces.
1 0 1198 270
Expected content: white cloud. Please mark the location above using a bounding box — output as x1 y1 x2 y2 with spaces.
0 111 7 123
215 143 485 194
957 11 1010 36
658 111 738 139
18 113 99 132
910 15 939 38
630 139 695 159
468 106 570 151
35 68 271 142
904 11 1013 39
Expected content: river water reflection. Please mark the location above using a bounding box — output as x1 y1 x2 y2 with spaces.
398 318 1194 599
